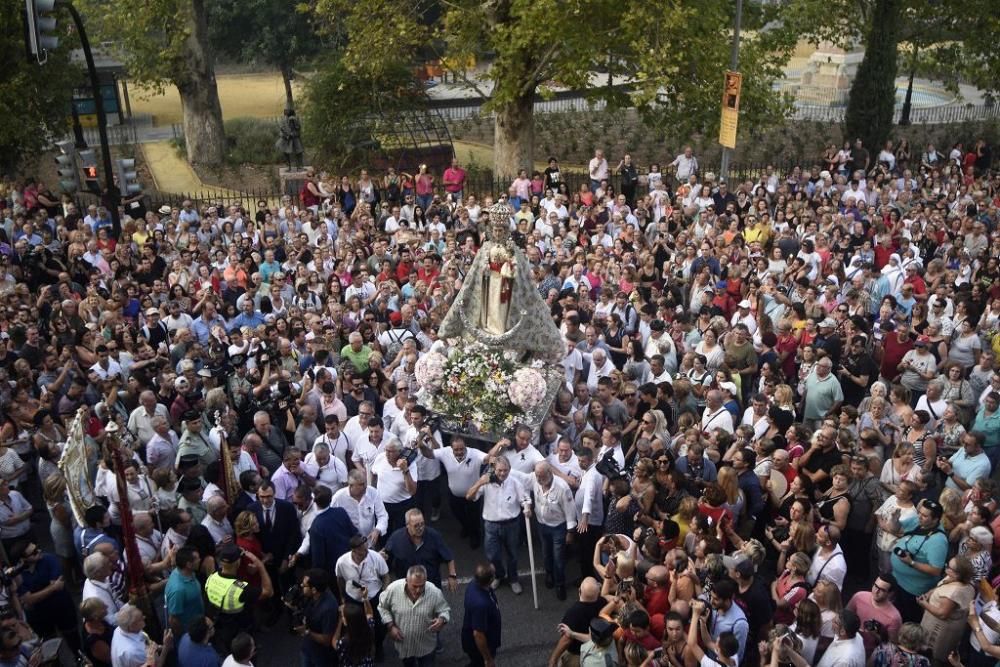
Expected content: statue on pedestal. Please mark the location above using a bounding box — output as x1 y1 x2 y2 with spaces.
275 108 304 169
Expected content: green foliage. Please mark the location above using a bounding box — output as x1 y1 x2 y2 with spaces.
844 0 900 151
170 117 284 165
313 0 795 173
300 57 427 171
0 0 78 172
208 0 324 77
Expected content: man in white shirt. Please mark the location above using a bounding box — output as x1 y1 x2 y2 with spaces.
313 415 353 470
807 525 847 590
466 456 530 594
302 442 349 492
370 441 418 536
352 421 389 481
670 146 698 182
493 427 545 476
585 349 617 393
702 390 735 435
574 447 605 580
332 470 388 547
588 149 608 191
201 495 233 545
335 534 390 604
515 461 577 600
547 438 583 490
127 391 169 446
417 435 486 549
814 609 865 667
90 344 123 381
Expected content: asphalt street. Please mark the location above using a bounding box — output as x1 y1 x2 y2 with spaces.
253 503 576 667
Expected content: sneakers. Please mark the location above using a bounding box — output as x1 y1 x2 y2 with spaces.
510 581 523 595
490 578 501 590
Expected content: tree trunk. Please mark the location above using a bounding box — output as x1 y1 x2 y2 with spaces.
493 94 534 181
281 64 295 111
176 0 226 167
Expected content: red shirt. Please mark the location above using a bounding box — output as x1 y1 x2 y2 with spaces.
873 244 895 270
904 274 927 297
776 334 799 379
880 334 914 382
442 167 466 193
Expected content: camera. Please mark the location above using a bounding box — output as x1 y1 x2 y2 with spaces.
480 461 500 484
283 583 307 626
893 547 910 559
595 450 621 479
0 563 25 588
863 619 884 633
400 445 421 467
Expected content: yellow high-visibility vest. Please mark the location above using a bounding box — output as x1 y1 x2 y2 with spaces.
205 572 246 614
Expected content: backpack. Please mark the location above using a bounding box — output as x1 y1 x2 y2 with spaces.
383 328 414 360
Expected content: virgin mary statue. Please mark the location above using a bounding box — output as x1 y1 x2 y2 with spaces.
438 202 563 365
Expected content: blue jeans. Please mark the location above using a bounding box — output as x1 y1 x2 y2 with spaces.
538 522 568 587
417 193 433 212
484 518 520 583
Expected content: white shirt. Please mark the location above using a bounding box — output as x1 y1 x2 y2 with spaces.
504 445 545 475
596 444 626 471
313 431 353 469
90 358 123 381
547 453 583 486
111 627 148 667
433 447 487 496
302 453 349 491
201 514 234 545
83 578 123 626
514 472 578 529
575 466 605 526
404 425 442 480
741 408 770 441
371 453 418 503
352 439 381 478
807 544 847 589
815 633 865 667
331 486 388 537
335 550 388 601
474 475 529 522
126 404 169 445
701 406 735 434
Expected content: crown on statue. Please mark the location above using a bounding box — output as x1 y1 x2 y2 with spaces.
487 201 512 224
483 201 513 243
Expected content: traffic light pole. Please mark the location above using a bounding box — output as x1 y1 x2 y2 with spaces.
62 0 120 237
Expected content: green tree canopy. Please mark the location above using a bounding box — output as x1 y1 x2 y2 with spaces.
313 0 795 177
0 0 78 173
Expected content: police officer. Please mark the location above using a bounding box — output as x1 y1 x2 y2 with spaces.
204 543 273 652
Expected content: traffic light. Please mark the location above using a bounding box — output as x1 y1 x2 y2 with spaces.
114 159 142 195
25 0 58 64
54 140 79 194
79 149 99 193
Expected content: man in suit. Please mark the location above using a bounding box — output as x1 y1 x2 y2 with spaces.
249 479 301 621
304 485 359 575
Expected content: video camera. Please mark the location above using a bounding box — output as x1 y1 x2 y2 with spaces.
595 450 622 479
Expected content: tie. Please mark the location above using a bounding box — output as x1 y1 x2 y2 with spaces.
264 508 273 532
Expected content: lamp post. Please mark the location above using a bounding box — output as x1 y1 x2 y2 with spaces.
719 0 743 183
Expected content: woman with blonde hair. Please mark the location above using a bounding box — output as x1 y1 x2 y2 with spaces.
717 466 745 523
772 551 812 625
234 510 264 588
812 579 843 638
880 442 922 496
937 487 965 533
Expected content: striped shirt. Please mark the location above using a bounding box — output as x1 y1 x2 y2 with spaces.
377 578 450 659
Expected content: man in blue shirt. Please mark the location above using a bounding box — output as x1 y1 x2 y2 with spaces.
165 547 205 636
228 299 265 333
191 302 227 345
176 616 221 667
462 562 502 667
297 568 339 667
15 543 79 651
939 431 991 491
384 509 458 591
707 578 749 664
889 498 949 622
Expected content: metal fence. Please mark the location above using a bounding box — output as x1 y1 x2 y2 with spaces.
143 160 800 210
790 102 1000 124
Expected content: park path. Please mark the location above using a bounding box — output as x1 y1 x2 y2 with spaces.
141 141 238 195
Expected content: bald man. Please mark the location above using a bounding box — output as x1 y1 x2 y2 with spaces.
547 577 607 666
201 496 233 545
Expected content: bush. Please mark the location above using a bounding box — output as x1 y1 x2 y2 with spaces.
170 117 284 165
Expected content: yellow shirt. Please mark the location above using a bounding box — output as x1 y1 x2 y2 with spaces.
744 223 771 246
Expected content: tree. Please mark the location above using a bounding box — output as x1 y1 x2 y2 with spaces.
0 0 78 173
208 0 325 111
314 0 794 178
844 0 900 152
79 0 226 166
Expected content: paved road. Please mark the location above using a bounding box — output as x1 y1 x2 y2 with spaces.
254 502 579 667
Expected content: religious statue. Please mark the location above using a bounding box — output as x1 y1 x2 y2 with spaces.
275 108 304 169
438 202 563 364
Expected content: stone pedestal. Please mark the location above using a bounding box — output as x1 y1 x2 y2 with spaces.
279 166 312 199
795 42 865 106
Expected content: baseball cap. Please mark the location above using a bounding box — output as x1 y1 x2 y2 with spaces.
218 544 242 564
174 377 190 391
590 618 618 642
179 359 195 372
197 368 213 378
819 318 837 329
723 553 756 578
719 381 738 396
145 307 159 316
738 300 751 308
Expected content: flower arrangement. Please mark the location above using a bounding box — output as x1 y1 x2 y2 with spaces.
416 341 546 434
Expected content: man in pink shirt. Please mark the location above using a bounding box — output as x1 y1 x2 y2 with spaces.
442 158 466 202
846 576 903 657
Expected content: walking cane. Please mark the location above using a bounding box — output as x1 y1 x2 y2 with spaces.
524 510 539 610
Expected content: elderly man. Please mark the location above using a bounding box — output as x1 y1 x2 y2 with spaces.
519 461 577 600
340 331 373 374
331 469 388 547
127 390 169 446
701 390 735 435
82 552 125 625
145 416 179 473
585 349 616 393
468 456 530 594
112 604 172 667
251 410 288 474
802 358 843 430
379 565 451 667
303 442 349 492
201 496 233 546
385 508 458 595
937 430 991 491
271 449 316 501
371 440 418 536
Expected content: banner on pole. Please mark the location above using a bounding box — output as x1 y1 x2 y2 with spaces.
58 408 97 526
719 70 742 149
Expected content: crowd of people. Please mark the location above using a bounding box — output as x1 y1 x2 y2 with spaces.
0 133 997 667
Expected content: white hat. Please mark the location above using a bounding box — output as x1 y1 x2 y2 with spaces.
738 300 751 308
174 377 189 390
719 381 738 395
